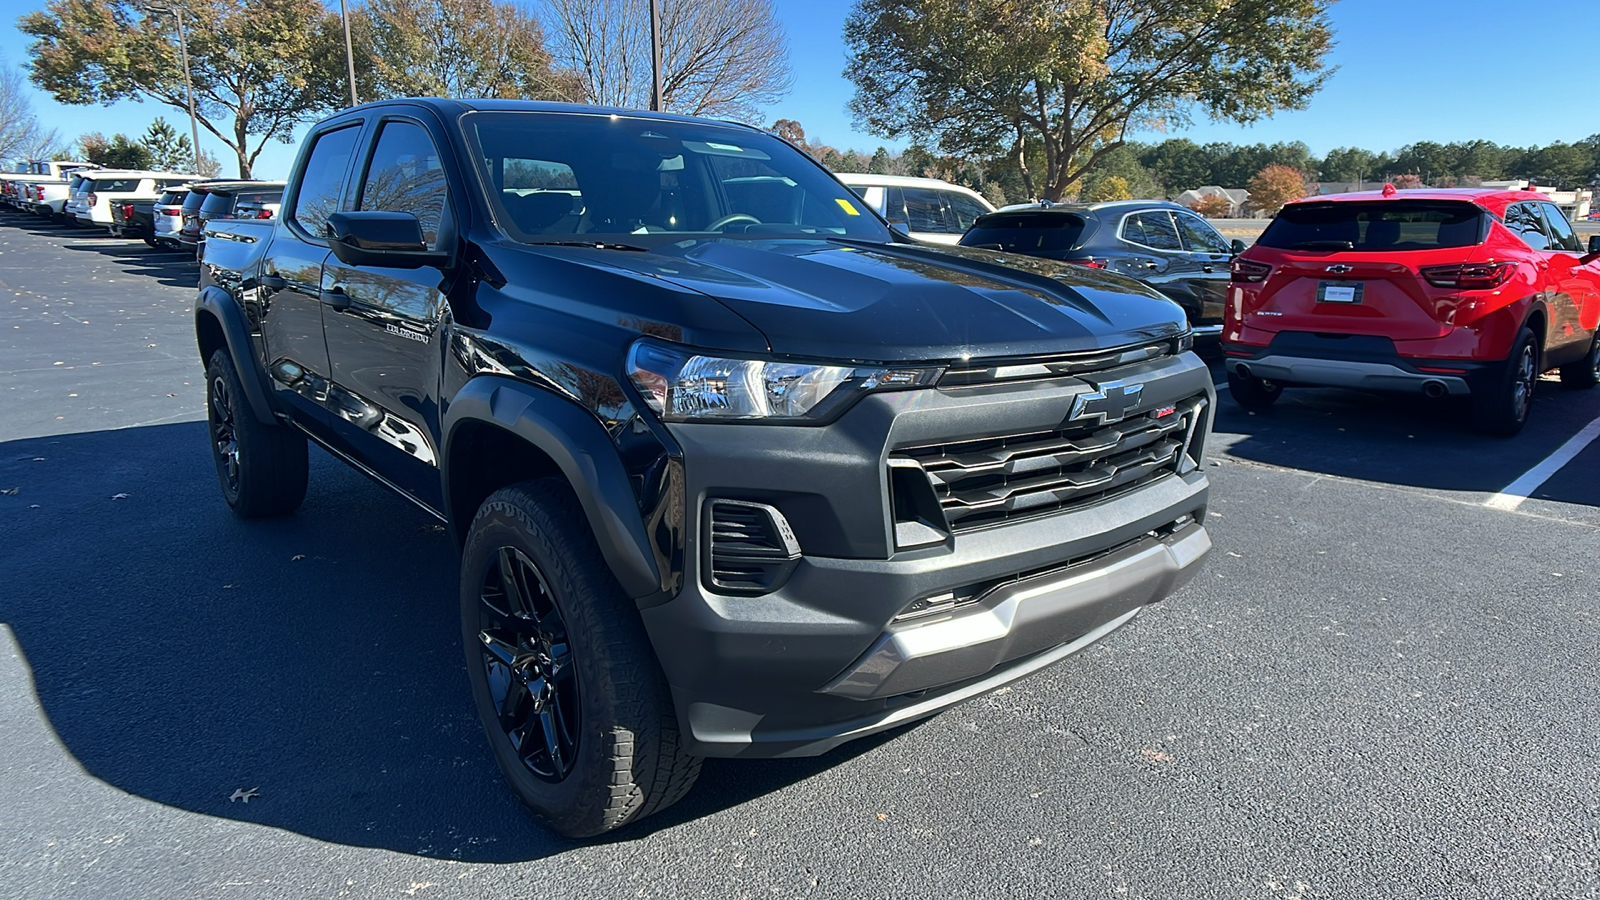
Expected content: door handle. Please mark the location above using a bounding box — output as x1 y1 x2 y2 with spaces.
259 273 287 290
1202 265 1215 273
319 287 351 310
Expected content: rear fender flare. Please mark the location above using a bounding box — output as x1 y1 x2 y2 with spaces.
443 376 662 601
195 285 278 426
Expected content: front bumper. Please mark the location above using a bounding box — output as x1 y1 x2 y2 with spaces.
639 351 1215 758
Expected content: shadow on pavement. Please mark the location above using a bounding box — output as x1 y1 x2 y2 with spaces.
1208 359 1600 507
0 422 901 861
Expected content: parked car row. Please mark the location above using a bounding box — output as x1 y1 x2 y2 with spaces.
1 161 284 256
863 178 1599 435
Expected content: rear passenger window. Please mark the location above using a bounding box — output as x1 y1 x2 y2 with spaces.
1503 203 1551 251
92 179 140 192
902 187 951 233
1124 212 1182 251
1539 203 1582 252
357 121 449 246
1174 212 1231 253
291 124 361 238
946 192 990 231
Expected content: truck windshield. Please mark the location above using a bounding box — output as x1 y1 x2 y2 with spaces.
1259 200 1486 252
463 111 892 245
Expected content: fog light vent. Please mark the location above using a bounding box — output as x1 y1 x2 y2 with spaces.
705 499 801 595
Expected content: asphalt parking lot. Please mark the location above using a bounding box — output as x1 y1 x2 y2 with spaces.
2 211 1597 899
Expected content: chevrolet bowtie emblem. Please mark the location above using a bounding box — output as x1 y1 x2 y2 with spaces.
1325 264 1353 274
1070 381 1143 425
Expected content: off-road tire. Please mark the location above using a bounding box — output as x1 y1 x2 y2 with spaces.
204 349 308 517
460 479 700 838
1559 332 1600 390
1472 327 1539 436
1227 369 1283 410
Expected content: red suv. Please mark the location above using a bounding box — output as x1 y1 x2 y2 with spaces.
1222 187 1600 434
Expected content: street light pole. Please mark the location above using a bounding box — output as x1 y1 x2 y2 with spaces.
143 2 204 174
648 0 662 111
172 8 202 174
339 0 358 107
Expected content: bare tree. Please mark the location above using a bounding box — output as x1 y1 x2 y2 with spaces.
0 64 61 164
541 0 790 123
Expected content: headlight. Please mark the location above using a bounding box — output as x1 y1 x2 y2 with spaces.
627 341 941 423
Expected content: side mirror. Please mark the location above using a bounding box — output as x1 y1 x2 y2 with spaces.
326 211 452 269
1584 234 1600 264
1230 239 1248 255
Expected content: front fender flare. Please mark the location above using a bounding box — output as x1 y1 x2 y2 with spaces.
195 285 277 426
443 376 662 601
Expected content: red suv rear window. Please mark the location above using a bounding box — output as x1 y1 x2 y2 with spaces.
1259 200 1486 252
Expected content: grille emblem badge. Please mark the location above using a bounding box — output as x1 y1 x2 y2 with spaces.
1069 381 1144 425
1325 264 1353 274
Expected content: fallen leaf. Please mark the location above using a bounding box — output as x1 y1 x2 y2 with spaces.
875 813 888 822
1139 747 1174 763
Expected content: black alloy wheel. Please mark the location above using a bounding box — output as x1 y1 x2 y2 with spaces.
460 480 700 837
209 370 241 495
477 546 580 783
202 349 308 517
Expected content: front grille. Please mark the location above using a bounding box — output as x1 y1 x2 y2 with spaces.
892 396 1206 533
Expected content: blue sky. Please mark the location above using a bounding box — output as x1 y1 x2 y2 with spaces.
4 0 1596 179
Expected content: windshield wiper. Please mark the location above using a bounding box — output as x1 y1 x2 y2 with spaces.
1290 240 1355 250
525 240 648 252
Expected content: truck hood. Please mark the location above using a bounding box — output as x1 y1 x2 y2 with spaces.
594 238 1187 362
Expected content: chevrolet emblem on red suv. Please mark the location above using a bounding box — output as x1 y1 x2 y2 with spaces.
1325 264 1353 273
1070 381 1144 424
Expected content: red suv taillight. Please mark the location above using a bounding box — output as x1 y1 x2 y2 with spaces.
122 202 135 219
1230 258 1271 282
34 187 44 200
88 192 98 207
1419 262 1515 290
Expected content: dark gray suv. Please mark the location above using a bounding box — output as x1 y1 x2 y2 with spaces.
961 200 1246 340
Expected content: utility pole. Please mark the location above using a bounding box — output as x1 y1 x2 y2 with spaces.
172 8 202 173
142 2 203 174
648 0 663 111
339 0 359 107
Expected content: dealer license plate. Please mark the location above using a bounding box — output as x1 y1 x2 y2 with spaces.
1317 281 1363 304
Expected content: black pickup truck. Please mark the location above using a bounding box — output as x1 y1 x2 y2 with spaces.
195 99 1215 837
109 198 156 245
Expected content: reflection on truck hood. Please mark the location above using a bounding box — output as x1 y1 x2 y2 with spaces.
587 238 1188 362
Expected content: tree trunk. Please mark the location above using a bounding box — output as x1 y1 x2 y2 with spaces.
233 116 251 179
1014 126 1035 200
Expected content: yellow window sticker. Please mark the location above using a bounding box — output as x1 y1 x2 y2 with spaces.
835 198 861 216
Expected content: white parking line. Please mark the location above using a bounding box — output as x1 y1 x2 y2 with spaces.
1484 413 1600 511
